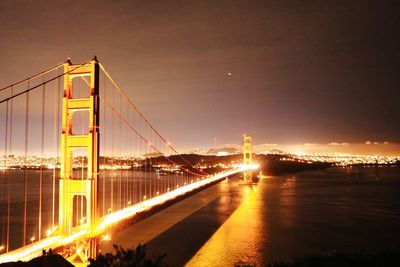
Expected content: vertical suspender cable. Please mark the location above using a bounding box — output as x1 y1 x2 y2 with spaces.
138 115 141 203
134 117 137 204
38 78 45 240
124 101 130 205
119 100 122 209
111 84 114 212
2 100 9 249
126 102 129 205
23 87 30 246
6 87 13 252
127 103 130 204
52 76 60 229
144 129 147 200
157 132 159 195
150 130 153 197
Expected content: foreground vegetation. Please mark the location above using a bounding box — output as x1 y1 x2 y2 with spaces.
0 244 166 267
88 244 167 267
2 246 400 266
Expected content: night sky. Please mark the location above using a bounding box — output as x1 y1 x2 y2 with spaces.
1 1 399 152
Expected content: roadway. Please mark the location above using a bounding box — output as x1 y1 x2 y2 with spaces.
0 166 258 264
99 175 262 266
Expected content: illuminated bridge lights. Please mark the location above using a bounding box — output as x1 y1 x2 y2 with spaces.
0 165 259 264
0 58 261 266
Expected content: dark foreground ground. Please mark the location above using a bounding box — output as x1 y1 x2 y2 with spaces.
266 251 400 267
2 249 400 267
0 254 73 267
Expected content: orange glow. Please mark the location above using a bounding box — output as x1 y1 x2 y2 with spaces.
0 166 259 264
186 184 264 266
97 166 258 231
101 234 111 241
46 229 52 237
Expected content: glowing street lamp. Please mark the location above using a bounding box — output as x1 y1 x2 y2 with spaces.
46 229 52 237
102 234 111 241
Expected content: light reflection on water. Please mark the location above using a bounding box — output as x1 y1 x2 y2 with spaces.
187 167 400 266
187 185 266 266
2 167 400 264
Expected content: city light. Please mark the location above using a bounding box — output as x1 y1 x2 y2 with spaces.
270 152 400 166
0 3 396 266
101 234 111 241
97 165 258 232
46 229 52 237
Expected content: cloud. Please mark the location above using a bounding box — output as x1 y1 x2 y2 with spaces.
259 143 278 147
328 142 341 146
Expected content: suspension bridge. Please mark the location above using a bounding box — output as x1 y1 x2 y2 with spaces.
0 57 258 266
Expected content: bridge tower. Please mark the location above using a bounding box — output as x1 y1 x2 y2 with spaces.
243 135 253 183
59 58 100 260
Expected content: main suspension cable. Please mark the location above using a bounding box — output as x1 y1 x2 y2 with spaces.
0 60 92 104
99 64 208 176
99 93 204 177
0 60 67 93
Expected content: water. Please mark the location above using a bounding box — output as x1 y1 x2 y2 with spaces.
2 166 400 266
186 166 400 266
100 166 400 266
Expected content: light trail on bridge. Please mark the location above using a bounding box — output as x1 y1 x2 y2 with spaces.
0 58 259 265
0 164 258 263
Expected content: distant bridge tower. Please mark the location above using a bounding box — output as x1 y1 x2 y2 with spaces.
243 135 253 183
59 58 100 261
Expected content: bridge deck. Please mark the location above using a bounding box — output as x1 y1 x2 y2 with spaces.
99 176 247 266
0 166 257 264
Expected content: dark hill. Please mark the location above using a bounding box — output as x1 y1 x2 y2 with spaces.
0 254 73 267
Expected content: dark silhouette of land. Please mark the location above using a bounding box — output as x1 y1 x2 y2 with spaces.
0 254 73 267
